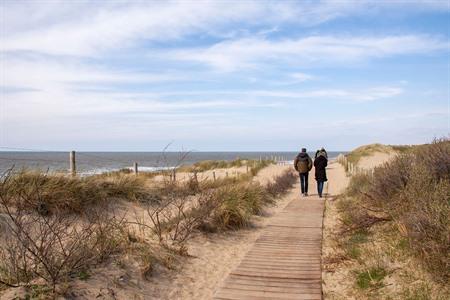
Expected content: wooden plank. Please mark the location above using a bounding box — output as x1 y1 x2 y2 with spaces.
215 289 322 300
232 270 321 279
221 283 321 294
213 198 325 299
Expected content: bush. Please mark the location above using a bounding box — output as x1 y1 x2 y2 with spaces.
343 139 450 282
0 173 127 293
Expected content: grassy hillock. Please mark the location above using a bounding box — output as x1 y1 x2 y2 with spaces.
330 139 449 298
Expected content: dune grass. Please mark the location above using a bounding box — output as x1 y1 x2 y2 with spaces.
333 139 449 298
345 143 395 164
1 170 153 214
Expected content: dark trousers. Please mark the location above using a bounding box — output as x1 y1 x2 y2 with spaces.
317 181 325 197
299 172 308 194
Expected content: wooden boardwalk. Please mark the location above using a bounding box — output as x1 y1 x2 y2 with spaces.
214 198 325 300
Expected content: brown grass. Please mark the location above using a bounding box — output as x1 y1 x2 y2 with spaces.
338 138 450 283
0 170 166 215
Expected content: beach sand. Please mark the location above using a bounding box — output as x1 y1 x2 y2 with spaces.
357 151 397 170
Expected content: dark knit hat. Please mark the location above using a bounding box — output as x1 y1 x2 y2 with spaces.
301 148 307 153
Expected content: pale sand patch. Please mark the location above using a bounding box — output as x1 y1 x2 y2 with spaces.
357 151 397 170
152 166 250 183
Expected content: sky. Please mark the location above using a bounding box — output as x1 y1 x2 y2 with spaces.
0 0 449 152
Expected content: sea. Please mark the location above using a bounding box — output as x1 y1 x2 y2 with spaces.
0 151 344 176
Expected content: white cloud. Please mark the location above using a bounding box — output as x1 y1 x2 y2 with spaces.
0 56 184 92
1 1 294 56
247 86 403 102
2 1 448 57
170 35 449 71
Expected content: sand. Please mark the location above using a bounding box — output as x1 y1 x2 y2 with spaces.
357 151 397 170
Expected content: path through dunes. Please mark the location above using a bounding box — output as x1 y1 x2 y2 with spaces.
213 161 347 300
213 198 325 299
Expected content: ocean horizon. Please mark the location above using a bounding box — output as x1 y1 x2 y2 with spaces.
0 151 346 175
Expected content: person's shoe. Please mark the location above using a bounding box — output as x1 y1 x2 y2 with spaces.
305 193 308 197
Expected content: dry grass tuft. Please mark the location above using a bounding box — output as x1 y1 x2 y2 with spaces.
1 171 157 215
339 138 450 283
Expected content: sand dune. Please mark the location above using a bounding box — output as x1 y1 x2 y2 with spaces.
358 151 397 170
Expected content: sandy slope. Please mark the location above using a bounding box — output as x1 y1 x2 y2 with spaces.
357 151 397 170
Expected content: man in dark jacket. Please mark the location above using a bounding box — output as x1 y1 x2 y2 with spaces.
294 148 312 197
314 148 328 198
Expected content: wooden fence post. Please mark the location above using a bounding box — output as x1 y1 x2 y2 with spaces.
133 162 138 175
70 151 76 176
213 171 216 181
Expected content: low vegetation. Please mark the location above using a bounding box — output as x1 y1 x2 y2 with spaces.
0 159 297 298
330 139 449 298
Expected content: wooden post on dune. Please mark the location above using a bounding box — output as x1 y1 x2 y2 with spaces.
246 165 249 173
70 151 76 176
133 162 138 175
213 171 216 181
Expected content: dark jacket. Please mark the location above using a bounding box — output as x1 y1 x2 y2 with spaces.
314 153 328 182
294 152 312 173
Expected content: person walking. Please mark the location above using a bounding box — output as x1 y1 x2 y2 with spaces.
294 148 312 197
314 147 328 198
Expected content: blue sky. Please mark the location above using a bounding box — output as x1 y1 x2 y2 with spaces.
0 0 449 151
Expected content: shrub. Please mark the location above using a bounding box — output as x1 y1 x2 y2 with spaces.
0 175 127 293
343 139 450 282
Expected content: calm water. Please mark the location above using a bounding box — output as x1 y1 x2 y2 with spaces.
0 151 344 175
